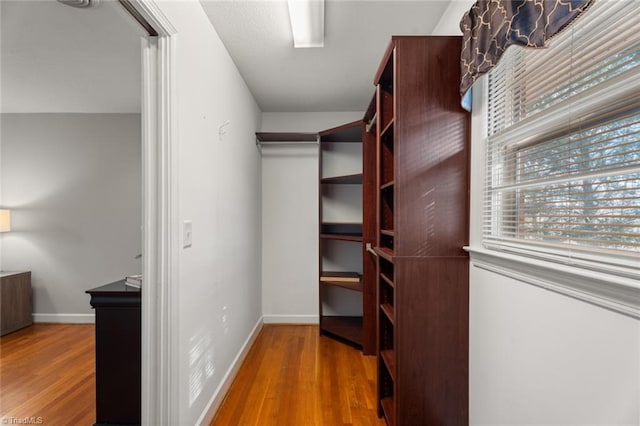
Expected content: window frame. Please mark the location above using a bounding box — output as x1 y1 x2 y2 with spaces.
467 76 640 320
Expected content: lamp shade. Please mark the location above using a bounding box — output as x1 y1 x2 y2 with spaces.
0 209 11 232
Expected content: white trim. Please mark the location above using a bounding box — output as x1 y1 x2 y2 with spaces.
262 314 319 324
196 318 264 426
466 246 640 319
129 1 178 425
469 75 488 247
128 0 177 36
32 313 95 324
469 74 640 320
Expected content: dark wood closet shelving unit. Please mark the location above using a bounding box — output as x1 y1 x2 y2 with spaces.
373 36 470 426
318 119 376 355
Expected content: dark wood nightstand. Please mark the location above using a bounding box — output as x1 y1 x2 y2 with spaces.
86 280 141 426
1 271 33 336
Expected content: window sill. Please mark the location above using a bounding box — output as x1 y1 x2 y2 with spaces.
464 246 640 319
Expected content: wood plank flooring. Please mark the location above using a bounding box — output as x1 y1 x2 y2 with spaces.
0 324 95 425
211 324 385 426
1 324 383 426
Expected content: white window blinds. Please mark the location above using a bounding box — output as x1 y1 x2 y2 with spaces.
484 0 640 261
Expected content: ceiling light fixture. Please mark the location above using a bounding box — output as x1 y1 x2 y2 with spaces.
287 0 325 48
56 0 99 8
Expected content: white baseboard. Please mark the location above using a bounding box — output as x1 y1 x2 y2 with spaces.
33 313 95 324
262 314 318 324
196 316 264 426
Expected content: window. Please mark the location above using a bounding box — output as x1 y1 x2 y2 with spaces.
484 1 640 272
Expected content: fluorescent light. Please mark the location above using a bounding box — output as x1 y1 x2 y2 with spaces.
287 0 325 48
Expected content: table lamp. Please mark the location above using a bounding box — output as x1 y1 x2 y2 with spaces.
0 209 11 233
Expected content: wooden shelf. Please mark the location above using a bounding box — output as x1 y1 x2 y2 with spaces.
320 272 362 292
381 397 395 426
374 247 395 263
321 173 363 185
380 229 395 237
380 181 395 191
320 233 363 242
381 350 396 381
319 121 362 143
321 222 362 242
321 222 362 234
380 303 395 324
380 119 394 139
320 316 363 346
321 280 363 291
380 272 395 288
255 132 316 142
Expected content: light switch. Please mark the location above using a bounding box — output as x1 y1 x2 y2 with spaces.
183 220 193 248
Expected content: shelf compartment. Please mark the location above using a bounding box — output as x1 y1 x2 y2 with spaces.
320 173 363 185
320 223 363 242
380 397 395 426
380 229 395 237
320 316 363 346
380 233 394 252
379 275 394 308
380 129 394 186
374 247 395 263
320 234 363 242
379 82 394 131
381 349 396 381
320 272 362 292
380 189 394 239
380 303 395 324
380 119 394 139
380 181 395 191
380 272 395 289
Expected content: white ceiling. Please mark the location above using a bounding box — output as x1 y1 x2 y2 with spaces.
200 0 455 112
1 0 145 113
1 0 468 114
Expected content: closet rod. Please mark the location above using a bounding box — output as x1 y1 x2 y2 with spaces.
255 132 318 146
256 140 319 146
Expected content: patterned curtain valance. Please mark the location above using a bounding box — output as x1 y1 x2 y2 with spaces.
460 0 594 108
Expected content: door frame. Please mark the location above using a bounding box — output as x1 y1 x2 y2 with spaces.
128 1 178 424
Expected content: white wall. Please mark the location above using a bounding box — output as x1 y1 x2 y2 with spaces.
260 112 362 323
0 113 141 322
153 2 263 424
467 79 640 425
470 267 640 426
431 0 473 35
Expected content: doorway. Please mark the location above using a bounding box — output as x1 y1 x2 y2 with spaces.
0 0 176 423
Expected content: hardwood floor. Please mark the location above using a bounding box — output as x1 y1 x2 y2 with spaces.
0 324 95 425
211 324 385 426
1 324 383 426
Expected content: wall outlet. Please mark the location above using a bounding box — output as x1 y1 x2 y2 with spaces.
183 220 192 248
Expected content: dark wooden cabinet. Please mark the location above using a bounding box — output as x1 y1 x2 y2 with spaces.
87 280 141 426
373 36 470 426
318 121 376 354
0 271 32 336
